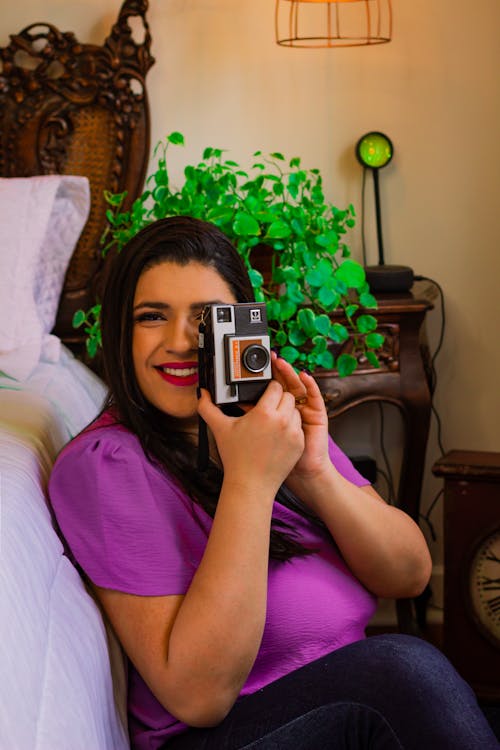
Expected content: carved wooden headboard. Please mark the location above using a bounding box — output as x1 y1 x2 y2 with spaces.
0 0 154 357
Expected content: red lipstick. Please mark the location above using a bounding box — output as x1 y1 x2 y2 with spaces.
154 361 198 387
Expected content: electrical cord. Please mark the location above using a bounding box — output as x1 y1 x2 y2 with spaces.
376 466 394 505
357 174 447 531
370 275 446 529
431 402 446 459
419 488 443 543
412 275 447 531
377 402 396 504
413 275 446 395
361 166 368 266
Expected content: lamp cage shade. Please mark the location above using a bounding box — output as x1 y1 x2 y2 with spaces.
275 0 392 48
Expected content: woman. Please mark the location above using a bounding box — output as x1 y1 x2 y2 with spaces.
49 216 498 750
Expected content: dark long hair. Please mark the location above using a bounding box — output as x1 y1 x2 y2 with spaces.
101 216 314 561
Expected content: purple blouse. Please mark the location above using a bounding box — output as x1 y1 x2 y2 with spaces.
49 414 377 750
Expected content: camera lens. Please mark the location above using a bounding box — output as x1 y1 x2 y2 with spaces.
242 344 270 373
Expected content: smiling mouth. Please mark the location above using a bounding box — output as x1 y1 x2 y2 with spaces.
154 363 199 387
159 366 197 377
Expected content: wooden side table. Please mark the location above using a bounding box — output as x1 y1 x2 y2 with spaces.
313 291 434 632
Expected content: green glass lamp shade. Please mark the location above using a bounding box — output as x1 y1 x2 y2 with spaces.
356 132 393 169
355 131 413 291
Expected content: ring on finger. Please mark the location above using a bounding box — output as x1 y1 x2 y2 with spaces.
295 396 307 406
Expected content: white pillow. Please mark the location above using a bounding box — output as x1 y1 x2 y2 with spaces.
0 176 90 381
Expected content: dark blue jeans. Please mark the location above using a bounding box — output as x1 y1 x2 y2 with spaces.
165 635 499 749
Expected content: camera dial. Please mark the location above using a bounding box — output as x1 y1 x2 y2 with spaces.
242 344 270 374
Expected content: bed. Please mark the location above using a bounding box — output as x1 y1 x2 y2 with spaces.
0 2 154 747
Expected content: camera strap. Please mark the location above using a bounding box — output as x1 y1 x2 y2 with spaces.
197 320 209 471
197 414 209 471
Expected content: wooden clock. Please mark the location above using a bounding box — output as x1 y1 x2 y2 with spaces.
433 450 500 701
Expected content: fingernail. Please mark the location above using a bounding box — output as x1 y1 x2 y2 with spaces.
271 347 280 356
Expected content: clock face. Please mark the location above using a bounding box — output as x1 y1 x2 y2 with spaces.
469 528 500 648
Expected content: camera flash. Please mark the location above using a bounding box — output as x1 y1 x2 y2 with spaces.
216 306 232 323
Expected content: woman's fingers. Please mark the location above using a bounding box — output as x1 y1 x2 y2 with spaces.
271 352 308 403
197 388 232 432
198 382 304 488
297 368 323 405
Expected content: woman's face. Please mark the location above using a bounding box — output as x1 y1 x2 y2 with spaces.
132 260 237 427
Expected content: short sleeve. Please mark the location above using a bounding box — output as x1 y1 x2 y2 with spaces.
327 434 371 487
48 429 208 596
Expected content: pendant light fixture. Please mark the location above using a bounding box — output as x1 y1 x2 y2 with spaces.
275 0 392 48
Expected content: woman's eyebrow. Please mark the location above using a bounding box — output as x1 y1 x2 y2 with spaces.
133 301 169 312
133 299 227 311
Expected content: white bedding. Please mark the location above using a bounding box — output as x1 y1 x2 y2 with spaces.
0 347 129 750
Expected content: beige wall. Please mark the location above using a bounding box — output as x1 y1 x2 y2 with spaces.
3 0 500 590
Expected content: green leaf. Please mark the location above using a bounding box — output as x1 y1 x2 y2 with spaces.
280 345 300 364
266 220 292 239
207 206 234 226
275 330 287 346
366 350 381 368
311 335 327 353
86 337 98 358
286 282 305 305
297 307 316 337
359 292 378 309
345 304 359 319
248 268 264 288
232 212 260 237
366 332 385 349
290 217 305 237
337 353 357 377
152 185 168 203
305 258 333 288
104 190 127 207
278 298 297 321
266 298 281 321
167 131 185 145
305 267 323 287
356 314 378 334
330 323 349 344
281 265 299 282
270 152 285 161
315 350 334 369
288 324 308 347
72 310 86 328
318 286 340 310
314 314 331 336
335 259 366 289
315 230 338 250
331 277 348 296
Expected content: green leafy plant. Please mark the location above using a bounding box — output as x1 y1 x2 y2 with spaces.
74 131 384 374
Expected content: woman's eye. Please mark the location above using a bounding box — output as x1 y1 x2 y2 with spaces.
135 311 166 323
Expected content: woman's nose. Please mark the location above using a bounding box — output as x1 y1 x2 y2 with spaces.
165 317 198 353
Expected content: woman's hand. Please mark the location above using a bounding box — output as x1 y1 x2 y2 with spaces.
271 356 432 599
270 353 331 486
197 379 305 496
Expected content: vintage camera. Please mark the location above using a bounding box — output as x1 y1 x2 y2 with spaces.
198 302 272 405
